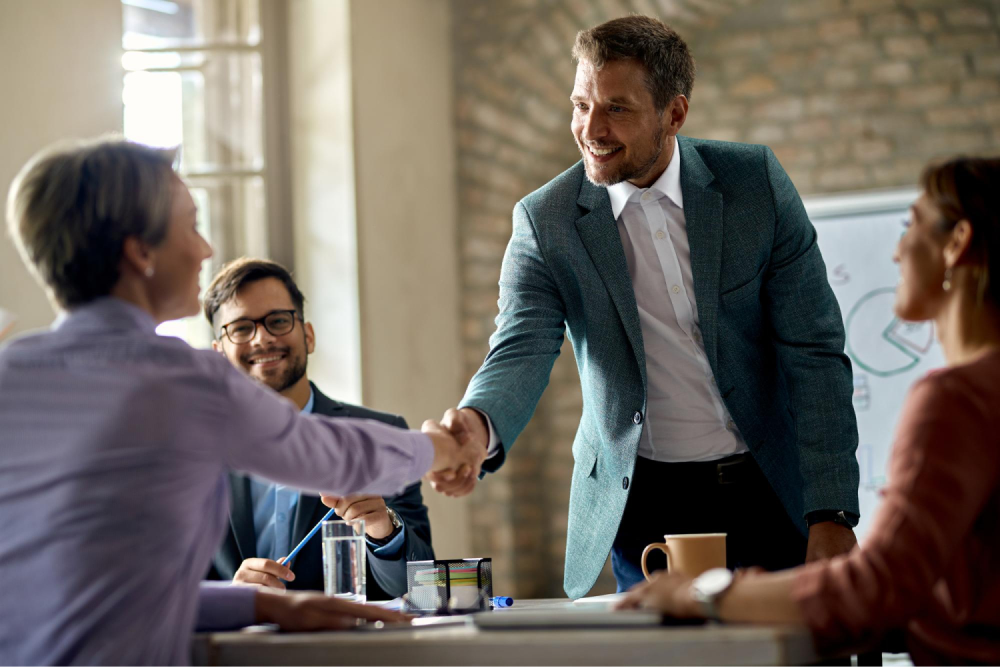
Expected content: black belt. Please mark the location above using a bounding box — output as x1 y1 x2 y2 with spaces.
637 453 753 486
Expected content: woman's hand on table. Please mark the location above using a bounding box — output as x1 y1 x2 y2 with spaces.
614 571 701 617
615 568 764 619
254 590 411 630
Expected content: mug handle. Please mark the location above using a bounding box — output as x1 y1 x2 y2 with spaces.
641 542 672 580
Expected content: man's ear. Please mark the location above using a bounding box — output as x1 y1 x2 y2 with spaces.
121 236 155 277
211 338 224 354
944 219 974 269
304 321 316 355
664 94 689 136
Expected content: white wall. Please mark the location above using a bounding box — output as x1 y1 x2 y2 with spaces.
0 0 123 338
288 0 469 558
287 0 363 405
350 0 468 558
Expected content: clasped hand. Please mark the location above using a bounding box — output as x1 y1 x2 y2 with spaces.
421 407 489 497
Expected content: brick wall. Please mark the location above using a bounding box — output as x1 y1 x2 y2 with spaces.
451 0 1000 599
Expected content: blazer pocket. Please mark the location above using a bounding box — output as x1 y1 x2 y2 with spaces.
572 439 599 478
720 263 766 304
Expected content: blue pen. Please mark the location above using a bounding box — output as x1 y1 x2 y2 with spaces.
283 507 337 569
490 596 514 608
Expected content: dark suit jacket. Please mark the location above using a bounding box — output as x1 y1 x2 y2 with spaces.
207 382 434 599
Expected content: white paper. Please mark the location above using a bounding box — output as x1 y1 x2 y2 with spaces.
571 592 627 605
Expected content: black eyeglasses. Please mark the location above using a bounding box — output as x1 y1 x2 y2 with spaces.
219 310 300 344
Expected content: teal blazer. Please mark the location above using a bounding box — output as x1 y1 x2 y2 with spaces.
460 136 859 598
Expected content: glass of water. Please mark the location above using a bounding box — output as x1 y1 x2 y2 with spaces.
322 519 366 602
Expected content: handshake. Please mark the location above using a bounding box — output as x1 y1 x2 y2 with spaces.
421 408 491 497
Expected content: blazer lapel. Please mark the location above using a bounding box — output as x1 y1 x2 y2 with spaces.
228 472 257 560
309 382 348 418
575 180 646 389
291 492 323 547
678 136 724 372
291 383 341 547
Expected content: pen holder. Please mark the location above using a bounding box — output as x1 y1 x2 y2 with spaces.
404 558 493 614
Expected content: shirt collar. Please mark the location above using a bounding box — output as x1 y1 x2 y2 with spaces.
606 137 683 220
53 296 158 335
301 387 315 414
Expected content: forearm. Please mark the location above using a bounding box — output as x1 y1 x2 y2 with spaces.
196 582 257 631
717 570 805 625
223 368 433 496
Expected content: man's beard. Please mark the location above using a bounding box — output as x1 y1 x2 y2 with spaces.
268 354 307 394
243 346 308 394
580 123 664 187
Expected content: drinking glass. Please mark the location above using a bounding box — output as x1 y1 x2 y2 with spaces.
322 519 366 602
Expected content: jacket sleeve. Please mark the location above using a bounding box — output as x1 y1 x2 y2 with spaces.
760 147 859 518
459 200 567 473
793 372 1000 652
368 479 436 598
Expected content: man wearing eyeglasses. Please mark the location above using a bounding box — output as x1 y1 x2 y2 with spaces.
202 258 434 599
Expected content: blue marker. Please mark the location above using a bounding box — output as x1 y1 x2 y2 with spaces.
490 596 514 608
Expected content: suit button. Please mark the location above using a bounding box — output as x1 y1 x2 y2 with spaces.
633 411 643 425
623 476 630 490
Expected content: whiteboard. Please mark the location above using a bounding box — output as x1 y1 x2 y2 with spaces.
804 188 944 541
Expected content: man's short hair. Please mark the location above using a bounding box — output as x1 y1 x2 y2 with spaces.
572 15 696 112
6 136 178 309
203 258 306 332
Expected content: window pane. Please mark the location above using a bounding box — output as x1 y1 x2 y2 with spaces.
123 0 260 50
187 175 267 263
122 52 263 173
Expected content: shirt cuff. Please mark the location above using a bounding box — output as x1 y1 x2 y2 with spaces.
470 408 503 459
367 519 406 558
196 581 257 631
408 432 436 484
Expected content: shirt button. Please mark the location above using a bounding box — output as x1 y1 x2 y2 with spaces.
693 331 701 342
633 411 643 425
641 191 651 201
622 476 630 490
726 420 736 431
655 230 666 239
672 285 680 294
277 513 286 522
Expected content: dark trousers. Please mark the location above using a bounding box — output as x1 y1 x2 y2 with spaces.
611 453 807 592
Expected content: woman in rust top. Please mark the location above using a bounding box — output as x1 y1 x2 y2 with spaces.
618 156 1000 665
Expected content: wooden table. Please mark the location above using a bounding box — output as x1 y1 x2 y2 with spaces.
192 598 819 666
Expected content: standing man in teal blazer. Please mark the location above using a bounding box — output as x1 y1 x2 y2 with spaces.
432 15 860 598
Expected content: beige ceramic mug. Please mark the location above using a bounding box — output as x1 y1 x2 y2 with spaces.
641 533 727 580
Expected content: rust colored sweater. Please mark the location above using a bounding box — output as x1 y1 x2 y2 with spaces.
793 350 1000 665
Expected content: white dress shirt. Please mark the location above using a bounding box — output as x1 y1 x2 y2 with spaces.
607 140 746 462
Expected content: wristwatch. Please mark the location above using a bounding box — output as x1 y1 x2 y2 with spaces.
369 507 403 547
690 568 734 621
805 510 857 528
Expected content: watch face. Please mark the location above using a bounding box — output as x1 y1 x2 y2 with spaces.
693 568 733 597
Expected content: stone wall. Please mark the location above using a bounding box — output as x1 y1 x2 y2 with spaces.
451 0 1000 599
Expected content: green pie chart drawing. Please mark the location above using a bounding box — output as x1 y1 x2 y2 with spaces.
845 288 934 378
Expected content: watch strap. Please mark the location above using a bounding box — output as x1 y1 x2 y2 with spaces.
367 508 403 547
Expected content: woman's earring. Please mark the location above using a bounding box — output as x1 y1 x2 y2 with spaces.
144 266 155 278
942 267 953 292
